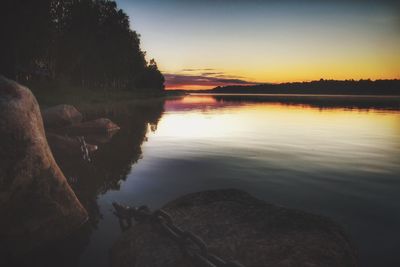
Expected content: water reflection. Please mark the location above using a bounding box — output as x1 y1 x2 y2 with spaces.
211 94 400 110
166 94 400 111
122 95 400 267
21 94 400 267
22 100 165 267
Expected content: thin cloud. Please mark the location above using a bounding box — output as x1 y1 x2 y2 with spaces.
214 74 246 79
181 68 216 72
201 72 225 76
164 73 259 89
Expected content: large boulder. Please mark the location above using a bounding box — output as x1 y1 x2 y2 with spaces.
0 77 88 257
111 189 357 267
42 104 83 128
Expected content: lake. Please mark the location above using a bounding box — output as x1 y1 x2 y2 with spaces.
41 94 400 267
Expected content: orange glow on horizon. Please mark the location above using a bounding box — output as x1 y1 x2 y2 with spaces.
166 84 215 90
161 36 400 90
165 76 400 90
180 96 217 103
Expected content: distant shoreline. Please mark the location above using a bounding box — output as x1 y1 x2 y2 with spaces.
170 79 400 96
190 93 400 98
196 93 400 111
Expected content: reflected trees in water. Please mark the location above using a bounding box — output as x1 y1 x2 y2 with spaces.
22 100 166 267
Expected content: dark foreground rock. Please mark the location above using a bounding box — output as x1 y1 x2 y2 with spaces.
0 77 88 257
63 118 120 135
41 104 83 128
111 189 357 267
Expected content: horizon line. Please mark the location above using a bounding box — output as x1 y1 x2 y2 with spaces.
165 78 400 90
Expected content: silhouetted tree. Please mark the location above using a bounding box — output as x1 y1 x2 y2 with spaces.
1 0 164 94
1 0 52 80
133 59 165 92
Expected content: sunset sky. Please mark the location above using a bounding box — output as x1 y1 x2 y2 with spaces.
117 0 400 89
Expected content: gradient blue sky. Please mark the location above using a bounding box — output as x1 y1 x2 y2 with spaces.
117 0 400 89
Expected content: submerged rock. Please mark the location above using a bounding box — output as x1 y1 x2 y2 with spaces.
47 133 98 160
84 131 119 144
63 118 120 135
111 189 357 267
0 77 88 257
42 104 83 128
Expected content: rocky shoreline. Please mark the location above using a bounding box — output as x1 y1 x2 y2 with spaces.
0 77 358 266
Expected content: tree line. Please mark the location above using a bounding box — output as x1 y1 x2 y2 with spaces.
1 0 164 93
210 79 400 95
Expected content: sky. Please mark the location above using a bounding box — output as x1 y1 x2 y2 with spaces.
117 0 400 89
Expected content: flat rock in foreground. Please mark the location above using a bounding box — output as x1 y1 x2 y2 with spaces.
111 189 357 267
0 77 88 257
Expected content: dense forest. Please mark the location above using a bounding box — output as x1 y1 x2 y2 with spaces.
206 79 400 95
1 0 164 93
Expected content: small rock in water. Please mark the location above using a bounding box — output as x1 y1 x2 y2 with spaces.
42 104 83 128
63 118 120 135
46 132 98 160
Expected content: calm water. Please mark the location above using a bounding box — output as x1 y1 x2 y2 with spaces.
43 95 400 267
